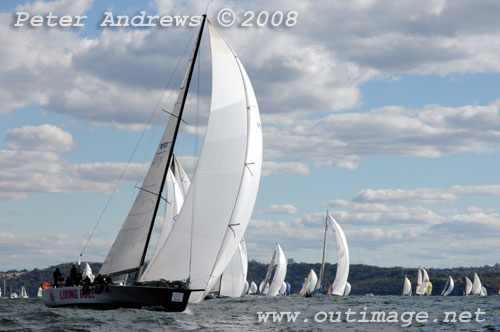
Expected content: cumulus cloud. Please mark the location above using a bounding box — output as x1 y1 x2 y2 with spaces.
0 125 147 200
255 204 299 215
4 124 76 152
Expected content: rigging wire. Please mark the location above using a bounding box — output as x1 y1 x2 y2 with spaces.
78 28 198 262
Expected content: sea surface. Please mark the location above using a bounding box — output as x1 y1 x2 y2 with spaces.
1 295 499 332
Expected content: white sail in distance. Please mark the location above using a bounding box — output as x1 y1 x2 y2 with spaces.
299 269 317 296
249 281 258 295
472 273 484 296
139 21 262 304
219 238 248 297
441 276 454 296
328 213 350 296
402 276 412 296
266 244 287 296
464 276 473 296
343 282 351 296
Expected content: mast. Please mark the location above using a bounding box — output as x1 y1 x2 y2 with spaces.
314 211 329 292
136 14 207 280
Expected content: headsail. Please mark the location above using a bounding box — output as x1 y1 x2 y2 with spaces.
99 16 206 277
464 276 472 295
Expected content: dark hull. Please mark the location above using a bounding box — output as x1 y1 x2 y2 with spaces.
42 285 191 312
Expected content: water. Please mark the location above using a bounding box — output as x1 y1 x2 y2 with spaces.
1 295 499 331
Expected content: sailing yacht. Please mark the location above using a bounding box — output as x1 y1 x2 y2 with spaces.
259 244 287 296
327 212 350 296
402 276 412 296
42 15 262 310
440 276 454 296
415 267 431 295
299 269 318 296
471 273 487 296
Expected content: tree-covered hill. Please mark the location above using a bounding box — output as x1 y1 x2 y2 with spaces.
2 261 499 297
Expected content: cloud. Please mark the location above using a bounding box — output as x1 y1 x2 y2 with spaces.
4 124 76 152
0 230 110 270
255 204 299 215
264 102 500 169
0 125 147 200
261 161 310 176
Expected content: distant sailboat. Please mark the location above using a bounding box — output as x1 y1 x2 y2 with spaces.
440 276 454 296
472 273 486 296
20 286 29 299
259 243 287 296
328 213 350 296
402 276 412 296
37 287 43 297
415 267 431 295
248 281 258 295
299 269 318 296
464 276 473 296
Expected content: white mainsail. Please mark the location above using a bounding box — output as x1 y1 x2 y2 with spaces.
139 21 262 304
299 269 317 296
20 286 29 298
249 281 258 295
219 238 248 297
441 276 454 296
328 213 350 296
37 287 42 297
402 276 412 296
464 276 473 296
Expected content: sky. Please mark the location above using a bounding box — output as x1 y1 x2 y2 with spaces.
1 0 500 271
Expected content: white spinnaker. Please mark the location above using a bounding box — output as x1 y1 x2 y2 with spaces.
328 213 350 296
403 277 412 296
267 244 287 296
442 276 454 296
472 273 482 295
343 282 351 296
299 269 317 296
249 281 258 295
464 276 472 295
173 157 191 197
143 169 183 276
219 238 248 297
140 22 262 305
99 32 197 276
